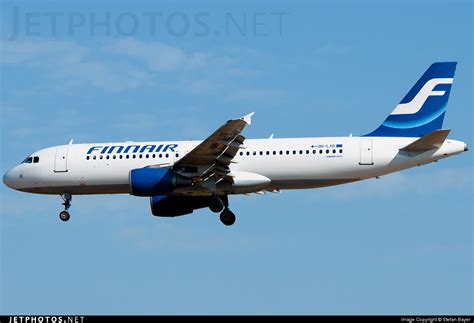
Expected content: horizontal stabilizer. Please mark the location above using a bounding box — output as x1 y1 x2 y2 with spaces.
400 129 450 152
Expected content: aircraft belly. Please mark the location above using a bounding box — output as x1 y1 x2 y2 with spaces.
268 179 359 190
19 184 130 195
26 166 131 194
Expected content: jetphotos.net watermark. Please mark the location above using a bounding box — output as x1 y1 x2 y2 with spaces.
7 6 289 40
8 317 84 323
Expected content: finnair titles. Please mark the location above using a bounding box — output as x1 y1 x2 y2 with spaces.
3 62 468 226
87 144 178 155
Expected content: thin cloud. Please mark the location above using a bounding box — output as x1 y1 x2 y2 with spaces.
104 38 209 71
113 112 163 131
58 60 151 92
225 88 286 101
1 39 151 92
1 38 247 93
313 43 350 56
2 39 354 102
2 38 290 103
1 39 88 65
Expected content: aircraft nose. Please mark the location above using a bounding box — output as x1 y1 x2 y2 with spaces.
3 169 13 188
3 167 20 190
464 142 469 151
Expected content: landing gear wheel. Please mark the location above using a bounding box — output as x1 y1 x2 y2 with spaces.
220 209 236 226
59 211 70 222
209 197 224 213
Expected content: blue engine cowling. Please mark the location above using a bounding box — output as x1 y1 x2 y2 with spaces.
129 167 192 197
150 195 211 217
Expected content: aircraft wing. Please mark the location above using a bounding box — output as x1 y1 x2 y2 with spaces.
173 112 254 185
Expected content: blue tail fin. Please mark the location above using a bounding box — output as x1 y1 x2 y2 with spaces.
366 62 457 137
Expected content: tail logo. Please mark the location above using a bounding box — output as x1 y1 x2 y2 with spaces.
390 78 453 115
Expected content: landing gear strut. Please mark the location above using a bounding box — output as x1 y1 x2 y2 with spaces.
59 193 72 222
216 195 236 226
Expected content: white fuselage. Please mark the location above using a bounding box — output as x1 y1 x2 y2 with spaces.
3 136 467 196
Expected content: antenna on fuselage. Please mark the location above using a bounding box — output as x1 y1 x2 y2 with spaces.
68 139 74 145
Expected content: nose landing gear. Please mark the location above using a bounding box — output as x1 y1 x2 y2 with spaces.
59 193 72 222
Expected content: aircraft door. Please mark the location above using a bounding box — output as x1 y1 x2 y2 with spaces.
54 147 69 172
359 139 374 165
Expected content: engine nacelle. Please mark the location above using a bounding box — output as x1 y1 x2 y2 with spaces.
150 195 210 217
130 167 192 197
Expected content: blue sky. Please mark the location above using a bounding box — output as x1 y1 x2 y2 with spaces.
1 0 472 315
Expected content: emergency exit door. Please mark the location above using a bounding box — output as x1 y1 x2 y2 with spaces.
359 139 373 165
54 147 69 172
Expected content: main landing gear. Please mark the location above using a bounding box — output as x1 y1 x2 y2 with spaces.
59 193 72 222
209 196 236 226
220 208 236 226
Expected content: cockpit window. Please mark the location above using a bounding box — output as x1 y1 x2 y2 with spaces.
22 156 39 164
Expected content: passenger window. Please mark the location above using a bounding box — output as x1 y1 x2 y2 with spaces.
113 155 116 159
93 156 97 160
139 154 143 159
312 150 316 154
132 155 136 159
246 152 250 156
266 151 270 155
165 154 169 158
319 150 323 154
286 151 289 155
293 151 296 155
306 150 309 154
240 152 243 156
260 151 263 155
159 154 162 158
126 155 130 159
106 155 110 160
326 149 329 154
279 151 283 155
333 149 336 154
339 149 343 154
253 151 257 156
119 155 123 159
86 156 90 160
299 150 303 154
176 153 179 158
273 151 276 155
152 154 156 158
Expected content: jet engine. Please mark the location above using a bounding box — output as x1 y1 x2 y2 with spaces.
129 167 192 196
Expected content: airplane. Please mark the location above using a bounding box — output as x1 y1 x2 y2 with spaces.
3 62 468 226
